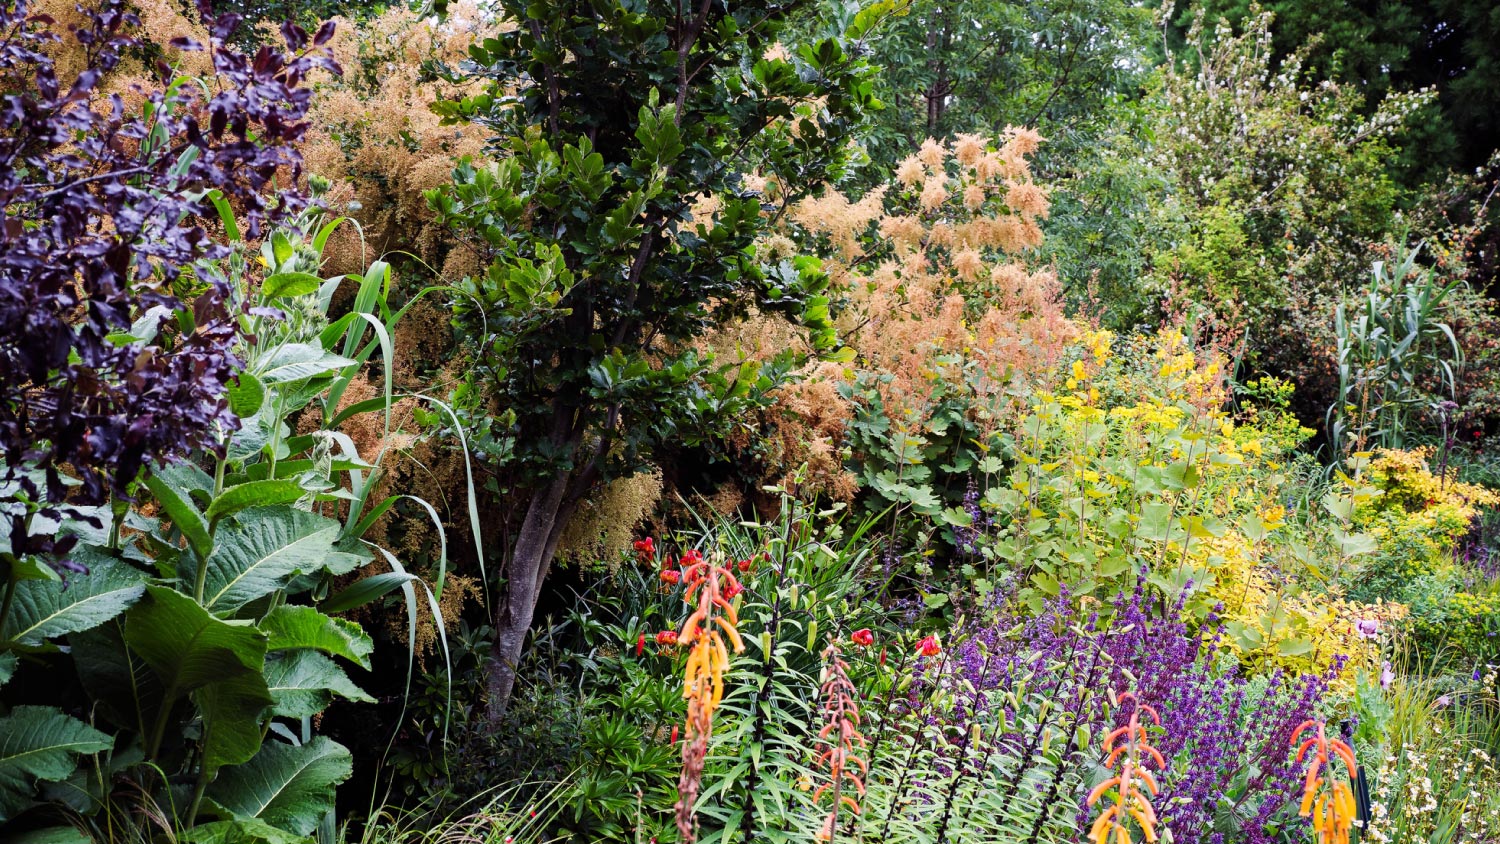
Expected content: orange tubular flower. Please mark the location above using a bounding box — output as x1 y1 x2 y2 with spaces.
1087 692 1164 844
812 638 868 842
1290 720 1358 843
673 551 746 842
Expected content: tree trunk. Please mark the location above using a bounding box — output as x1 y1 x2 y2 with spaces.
484 472 571 719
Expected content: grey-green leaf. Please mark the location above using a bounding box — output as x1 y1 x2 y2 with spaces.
0 706 112 822
207 737 352 836
260 606 373 669
194 508 359 615
264 651 373 718
254 344 356 385
1 550 145 646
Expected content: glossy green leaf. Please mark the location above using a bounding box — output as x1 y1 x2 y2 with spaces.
195 671 274 774
0 706 112 821
124 586 267 701
207 737 352 836
264 651 373 718
2 550 145 646
192 508 358 614
206 480 308 525
262 272 324 299
144 466 212 560
260 606 373 669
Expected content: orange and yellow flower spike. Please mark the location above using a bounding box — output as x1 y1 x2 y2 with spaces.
1290 719 1358 843
673 550 747 842
1086 692 1165 844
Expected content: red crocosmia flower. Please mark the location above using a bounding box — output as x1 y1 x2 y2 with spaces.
723 581 744 599
633 537 655 559
670 725 679 743
636 633 646 657
660 569 682 585
656 630 679 646
737 558 752 572
681 548 705 566
851 628 874 647
914 634 941 656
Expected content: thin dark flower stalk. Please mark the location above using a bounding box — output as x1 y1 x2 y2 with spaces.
1027 648 1109 841
845 641 908 839
932 642 999 844
737 553 790 843
877 640 955 841
995 621 1089 811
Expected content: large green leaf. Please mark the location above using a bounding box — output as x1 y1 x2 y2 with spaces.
0 706 112 821
260 606 373 669
70 621 160 733
262 272 324 299
195 672 274 775
227 372 267 419
144 465 213 560
207 737 352 836
192 508 360 614
124 586 267 703
206 480 309 525
1 550 145 646
263 651 372 718
253 344 356 385
180 818 312 844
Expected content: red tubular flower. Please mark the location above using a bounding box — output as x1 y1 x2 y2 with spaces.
636 633 646 657
661 569 682 585
915 634 941 656
851 628 874 647
656 630 680 646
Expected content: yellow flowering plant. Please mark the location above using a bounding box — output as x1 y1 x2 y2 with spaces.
966 327 1399 681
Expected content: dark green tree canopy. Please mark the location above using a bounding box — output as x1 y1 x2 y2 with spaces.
424 0 885 713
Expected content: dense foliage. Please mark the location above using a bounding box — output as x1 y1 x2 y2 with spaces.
4 1 1500 843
